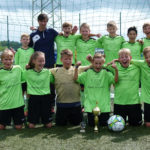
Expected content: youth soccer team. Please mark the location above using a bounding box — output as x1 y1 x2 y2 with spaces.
1 13 150 130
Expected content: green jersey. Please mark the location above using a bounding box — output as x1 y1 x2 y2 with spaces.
142 38 150 51
77 69 114 113
131 60 150 104
107 63 140 105
0 65 24 110
55 34 81 65
98 35 125 63
76 38 99 66
23 69 52 95
122 42 142 60
15 47 34 70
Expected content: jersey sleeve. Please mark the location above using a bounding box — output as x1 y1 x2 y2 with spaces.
76 71 87 84
97 36 104 48
131 59 144 68
74 34 82 40
53 29 58 38
28 34 33 47
78 66 90 74
22 70 27 82
106 71 114 85
49 70 55 83
14 50 19 65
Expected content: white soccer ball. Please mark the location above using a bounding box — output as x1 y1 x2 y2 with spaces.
108 115 125 132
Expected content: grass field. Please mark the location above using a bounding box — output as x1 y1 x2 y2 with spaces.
1 124 150 150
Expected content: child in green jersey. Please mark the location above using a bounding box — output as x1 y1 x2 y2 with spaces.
76 23 100 66
122 26 142 60
24 52 53 128
74 53 118 127
50 49 90 126
15 33 34 116
98 21 125 63
131 47 150 127
141 23 150 51
0 49 25 130
107 48 142 126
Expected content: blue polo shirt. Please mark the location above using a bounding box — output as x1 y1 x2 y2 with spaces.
29 28 58 68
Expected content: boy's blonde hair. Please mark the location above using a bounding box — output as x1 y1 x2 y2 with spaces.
21 33 30 39
61 49 73 58
119 48 131 57
143 23 150 30
1 48 14 60
93 53 105 62
62 22 72 28
143 46 150 56
107 21 117 29
80 23 90 31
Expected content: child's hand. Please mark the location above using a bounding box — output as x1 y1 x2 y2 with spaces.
10 47 16 55
30 26 37 31
59 32 64 36
72 26 78 34
96 33 101 38
76 61 81 68
137 39 144 45
111 62 117 70
86 54 93 63
107 59 119 66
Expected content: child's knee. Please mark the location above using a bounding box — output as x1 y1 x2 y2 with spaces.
15 125 23 130
0 124 5 130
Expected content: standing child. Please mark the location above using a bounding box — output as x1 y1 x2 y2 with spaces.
107 48 142 126
122 26 142 60
131 47 150 127
74 53 118 127
142 23 150 51
76 23 100 66
50 49 90 126
15 33 34 115
98 21 125 63
0 49 25 130
24 52 53 128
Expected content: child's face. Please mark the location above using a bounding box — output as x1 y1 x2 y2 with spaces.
61 55 72 69
119 53 131 68
144 51 150 66
2 55 14 69
21 36 30 47
63 26 72 37
143 25 150 37
80 27 90 38
92 58 104 72
107 26 117 35
38 19 48 29
128 30 137 41
34 55 45 71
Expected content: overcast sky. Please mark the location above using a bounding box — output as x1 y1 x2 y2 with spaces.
0 0 150 41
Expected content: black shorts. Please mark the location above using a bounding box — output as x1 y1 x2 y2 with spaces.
87 112 110 127
22 83 27 93
28 95 53 124
56 106 83 126
0 106 25 126
144 103 150 122
114 104 142 126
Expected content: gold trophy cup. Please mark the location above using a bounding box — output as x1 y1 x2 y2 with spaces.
93 102 101 132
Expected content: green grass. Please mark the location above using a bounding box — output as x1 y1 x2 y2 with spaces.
1 124 150 150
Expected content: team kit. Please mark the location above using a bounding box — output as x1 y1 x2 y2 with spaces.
0 13 150 131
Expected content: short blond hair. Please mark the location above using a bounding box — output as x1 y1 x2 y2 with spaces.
21 33 30 40
107 21 117 29
62 22 72 28
143 23 150 30
1 48 14 60
143 47 150 56
61 49 73 58
93 53 105 62
119 48 131 57
80 23 90 31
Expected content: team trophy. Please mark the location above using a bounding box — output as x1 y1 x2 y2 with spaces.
93 102 101 132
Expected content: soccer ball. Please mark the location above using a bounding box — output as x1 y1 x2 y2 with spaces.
108 115 125 132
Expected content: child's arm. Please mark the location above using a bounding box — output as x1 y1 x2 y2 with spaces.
107 59 119 66
89 33 101 38
111 62 118 83
74 61 82 81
